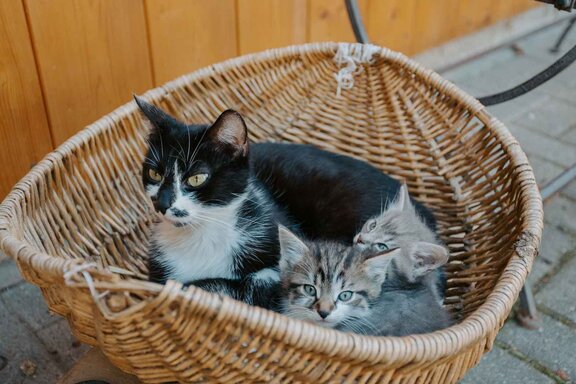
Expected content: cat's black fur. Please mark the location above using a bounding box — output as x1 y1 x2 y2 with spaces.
250 143 436 243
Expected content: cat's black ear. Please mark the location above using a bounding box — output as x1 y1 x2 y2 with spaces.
362 248 401 285
134 95 184 135
207 110 248 156
278 225 308 271
409 242 449 277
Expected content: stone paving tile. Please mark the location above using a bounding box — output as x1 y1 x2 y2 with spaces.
486 92 551 126
460 346 555 384
0 300 63 383
0 259 23 291
442 47 518 83
497 314 576 381
456 54 550 94
0 283 60 332
528 224 576 286
537 255 576 323
511 97 576 138
564 127 576 146
526 154 565 187
36 319 89 369
544 196 576 234
539 80 576 107
506 123 576 167
563 180 576 201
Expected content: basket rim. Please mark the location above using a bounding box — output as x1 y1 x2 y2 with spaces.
0 42 543 365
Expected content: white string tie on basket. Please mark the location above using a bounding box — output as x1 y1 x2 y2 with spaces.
64 262 110 302
333 43 380 97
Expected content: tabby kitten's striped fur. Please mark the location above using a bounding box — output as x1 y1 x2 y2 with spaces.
278 224 451 336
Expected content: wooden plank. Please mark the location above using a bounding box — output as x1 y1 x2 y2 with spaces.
0 1 53 198
411 0 461 54
494 0 540 22
145 0 238 85
366 0 417 54
25 0 153 145
455 1 496 36
308 0 368 42
237 0 307 55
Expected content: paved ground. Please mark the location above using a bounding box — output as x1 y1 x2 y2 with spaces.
1 19 576 384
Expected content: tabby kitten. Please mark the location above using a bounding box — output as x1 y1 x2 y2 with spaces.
354 184 448 301
278 226 451 335
135 97 290 297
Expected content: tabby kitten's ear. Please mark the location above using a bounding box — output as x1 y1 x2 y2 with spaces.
362 248 401 285
409 242 449 277
391 182 413 212
133 95 185 136
278 225 309 271
208 110 248 156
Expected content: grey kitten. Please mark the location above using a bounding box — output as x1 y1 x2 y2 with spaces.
278 226 451 336
353 184 449 302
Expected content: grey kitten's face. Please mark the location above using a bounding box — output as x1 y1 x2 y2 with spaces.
278 228 396 329
353 185 449 282
354 185 436 252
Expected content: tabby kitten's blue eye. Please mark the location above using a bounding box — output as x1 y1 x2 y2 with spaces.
303 285 316 296
338 291 353 302
375 242 389 251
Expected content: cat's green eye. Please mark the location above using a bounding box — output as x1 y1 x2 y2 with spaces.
148 169 162 182
338 291 353 302
187 173 208 187
303 284 316 296
375 242 389 252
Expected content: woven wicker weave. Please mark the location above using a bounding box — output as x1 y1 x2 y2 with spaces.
0 43 543 383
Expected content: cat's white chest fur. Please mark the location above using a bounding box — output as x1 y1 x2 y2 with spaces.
152 199 245 283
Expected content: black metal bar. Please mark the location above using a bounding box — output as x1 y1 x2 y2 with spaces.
535 0 576 12
551 16 576 53
517 284 541 329
345 0 370 44
478 42 576 105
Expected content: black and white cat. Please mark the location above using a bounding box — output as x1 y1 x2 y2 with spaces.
135 97 291 295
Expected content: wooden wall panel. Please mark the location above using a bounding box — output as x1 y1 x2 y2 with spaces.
412 0 462 54
237 0 307 55
309 0 368 42
366 0 417 54
145 0 238 85
0 1 53 198
25 0 154 145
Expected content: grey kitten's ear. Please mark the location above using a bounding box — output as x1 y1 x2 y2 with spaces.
409 242 449 277
133 95 184 135
392 182 413 211
278 225 309 271
207 109 248 155
362 248 401 285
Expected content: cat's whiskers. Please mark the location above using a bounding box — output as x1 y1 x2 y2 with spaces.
187 127 208 173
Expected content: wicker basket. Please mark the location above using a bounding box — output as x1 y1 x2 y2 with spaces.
0 43 543 383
